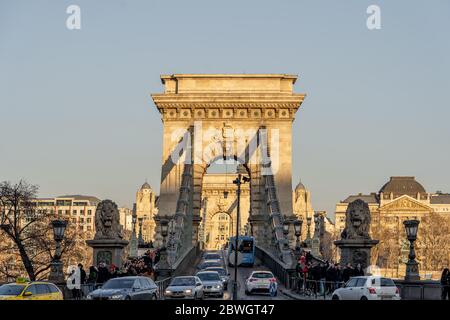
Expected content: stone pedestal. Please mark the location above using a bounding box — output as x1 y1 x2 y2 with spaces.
48 261 65 284
86 239 129 267
334 239 379 269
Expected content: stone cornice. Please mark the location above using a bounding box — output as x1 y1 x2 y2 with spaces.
151 94 305 121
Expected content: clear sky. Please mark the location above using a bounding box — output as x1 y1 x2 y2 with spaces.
1 0 449 218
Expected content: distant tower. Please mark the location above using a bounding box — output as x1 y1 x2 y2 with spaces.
293 181 315 240
135 182 157 242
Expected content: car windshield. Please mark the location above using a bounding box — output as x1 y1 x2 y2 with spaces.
0 284 25 296
202 262 221 268
252 273 273 279
380 278 396 287
197 273 221 281
102 278 135 289
206 268 226 276
204 254 221 260
170 277 195 286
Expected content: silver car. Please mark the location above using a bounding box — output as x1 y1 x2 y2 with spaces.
196 271 224 298
86 276 158 300
205 267 230 290
164 276 204 300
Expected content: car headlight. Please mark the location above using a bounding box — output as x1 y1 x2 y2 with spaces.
164 290 171 295
86 294 93 300
184 289 192 294
110 294 124 300
215 285 222 289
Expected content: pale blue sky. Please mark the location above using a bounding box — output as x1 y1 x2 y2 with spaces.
1 0 449 217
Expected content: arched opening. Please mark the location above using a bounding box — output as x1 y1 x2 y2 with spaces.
199 158 251 250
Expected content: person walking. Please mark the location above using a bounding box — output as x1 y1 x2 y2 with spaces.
78 263 87 298
97 262 110 284
441 268 450 300
354 263 364 277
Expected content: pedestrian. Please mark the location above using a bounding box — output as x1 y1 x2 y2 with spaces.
342 263 353 283
354 263 364 277
77 263 87 298
441 268 450 300
87 266 98 283
78 264 87 284
97 262 110 284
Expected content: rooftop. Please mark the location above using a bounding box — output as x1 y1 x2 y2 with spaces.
379 176 426 197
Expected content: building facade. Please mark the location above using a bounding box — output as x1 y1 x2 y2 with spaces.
135 182 158 243
335 176 450 278
35 195 100 239
199 170 250 250
119 207 133 232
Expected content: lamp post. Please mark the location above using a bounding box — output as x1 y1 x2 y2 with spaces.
48 219 67 284
138 217 144 245
293 220 302 251
156 219 170 279
231 172 250 300
403 219 420 281
305 215 312 248
129 213 138 258
282 220 290 249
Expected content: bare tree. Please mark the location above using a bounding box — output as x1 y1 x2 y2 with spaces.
0 180 78 281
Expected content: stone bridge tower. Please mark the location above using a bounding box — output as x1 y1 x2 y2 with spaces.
151 74 305 263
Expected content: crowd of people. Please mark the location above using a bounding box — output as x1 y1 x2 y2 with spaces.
294 252 364 296
69 249 160 299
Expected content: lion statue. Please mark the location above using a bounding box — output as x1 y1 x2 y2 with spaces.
341 199 371 240
94 200 123 240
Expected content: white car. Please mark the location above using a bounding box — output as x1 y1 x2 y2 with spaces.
332 276 400 300
244 271 278 296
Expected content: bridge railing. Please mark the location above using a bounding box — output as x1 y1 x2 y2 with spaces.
255 245 295 289
155 277 172 299
394 279 442 300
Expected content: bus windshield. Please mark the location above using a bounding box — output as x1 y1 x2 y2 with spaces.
229 237 254 253
240 240 253 253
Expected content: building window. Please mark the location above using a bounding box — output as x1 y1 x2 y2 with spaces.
65 210 70 215
58 210 63 215
88 210 92 215
87 218 91 223
80 210 84 215
73 210 77 215
80 218 84 223
87 226 91 231
72 218 77 223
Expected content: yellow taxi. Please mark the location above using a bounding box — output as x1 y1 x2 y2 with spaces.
0 278 64 300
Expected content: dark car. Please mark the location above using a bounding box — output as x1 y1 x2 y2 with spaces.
86 276 158 300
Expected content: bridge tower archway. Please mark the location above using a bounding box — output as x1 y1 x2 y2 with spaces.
151 74 306 265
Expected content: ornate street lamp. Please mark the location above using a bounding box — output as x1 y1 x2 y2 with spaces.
403 219 420 281
48 219 67 284
129 213 138 258
282 220 290 250
155 219 171 279
231 172 250 300
161 219 169 247
138 217 144 245
293 220 302 251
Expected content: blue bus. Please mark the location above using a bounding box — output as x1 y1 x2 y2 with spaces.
227 236 255 267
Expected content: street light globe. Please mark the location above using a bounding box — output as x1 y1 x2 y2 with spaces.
282 221 290 236
161 219 169 237
293 220 301 237
51 220 67 241
403 219 420 240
